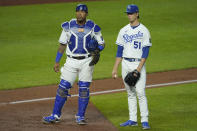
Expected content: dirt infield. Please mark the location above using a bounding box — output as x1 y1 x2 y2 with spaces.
0 98 118 131
0 68 197 131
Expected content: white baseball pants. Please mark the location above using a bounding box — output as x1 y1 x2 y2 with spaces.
122 59 149 122
60 57 94 85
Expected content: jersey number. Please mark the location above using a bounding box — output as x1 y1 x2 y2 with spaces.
134 41 141 49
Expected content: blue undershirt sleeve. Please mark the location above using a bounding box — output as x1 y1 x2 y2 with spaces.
55 52 63 63
141 46 150 58
116 45 123 58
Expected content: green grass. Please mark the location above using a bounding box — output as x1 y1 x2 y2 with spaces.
91 83 197 131
0 0 197 89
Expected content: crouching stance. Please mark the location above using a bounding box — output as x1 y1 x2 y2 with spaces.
43 4 105 125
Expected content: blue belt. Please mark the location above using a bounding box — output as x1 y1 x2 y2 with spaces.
124 58 141 62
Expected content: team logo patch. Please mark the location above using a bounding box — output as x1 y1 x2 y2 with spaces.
78 28 84 32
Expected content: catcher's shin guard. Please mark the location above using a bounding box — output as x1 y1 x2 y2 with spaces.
77 81 90 117
52 79 71 117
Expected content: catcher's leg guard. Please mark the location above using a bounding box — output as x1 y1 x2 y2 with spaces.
77 81 90 118
52 79 72 117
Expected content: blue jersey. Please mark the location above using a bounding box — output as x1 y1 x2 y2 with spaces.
59 19 104 56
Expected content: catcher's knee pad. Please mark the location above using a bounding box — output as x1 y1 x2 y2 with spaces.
59 79 72 89
78 81 90 87
57 87 68 98
57 79 72 97
78 81 90 98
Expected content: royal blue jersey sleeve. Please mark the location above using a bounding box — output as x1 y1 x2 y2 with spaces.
141 46 150 58
116 45 124 57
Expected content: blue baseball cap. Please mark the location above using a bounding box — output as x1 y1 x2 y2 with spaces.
125 4 139 14
76 4 88 13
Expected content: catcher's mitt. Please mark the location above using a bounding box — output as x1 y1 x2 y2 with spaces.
87 38 101 66
124 69 141 87
89 49 100 66
87 38 98 52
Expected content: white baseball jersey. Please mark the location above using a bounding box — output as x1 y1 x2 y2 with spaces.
116 23 152 58
116 23 152 123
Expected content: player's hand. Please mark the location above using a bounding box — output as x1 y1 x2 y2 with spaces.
112 70 118 79
54 63 60 73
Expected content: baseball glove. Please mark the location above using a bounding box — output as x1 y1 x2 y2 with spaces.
124 69 141 87
89 49 100 66
87 38 101 66
87 38 98 52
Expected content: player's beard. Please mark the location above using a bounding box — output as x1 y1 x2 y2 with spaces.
77 17 86 25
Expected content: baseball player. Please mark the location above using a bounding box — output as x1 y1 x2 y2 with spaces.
112 4 152 130
43 4 105 125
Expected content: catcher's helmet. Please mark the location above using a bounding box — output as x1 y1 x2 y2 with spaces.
125 4 139 14
76 4 88 13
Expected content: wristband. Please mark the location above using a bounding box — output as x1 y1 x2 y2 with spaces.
98 44 104 51
55 52 63 63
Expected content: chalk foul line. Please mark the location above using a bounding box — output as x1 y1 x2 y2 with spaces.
0 79 197 105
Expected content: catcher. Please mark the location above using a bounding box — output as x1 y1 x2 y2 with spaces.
43 4 105 125
112 4 152 130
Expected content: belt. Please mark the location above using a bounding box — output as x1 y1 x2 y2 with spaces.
124 57 141 62
67 54 91 60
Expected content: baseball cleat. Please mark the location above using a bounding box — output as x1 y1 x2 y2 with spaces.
76 116 87 125
42 114 60 124
120 120 138 127
142 122 150 130
75 114 80 119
